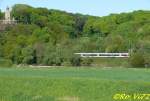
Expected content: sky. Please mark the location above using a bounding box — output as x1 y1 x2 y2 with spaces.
0 0 150 16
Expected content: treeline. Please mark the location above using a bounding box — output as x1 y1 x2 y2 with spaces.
0 4 150 67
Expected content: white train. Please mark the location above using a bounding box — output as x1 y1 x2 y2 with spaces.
75 53 129 58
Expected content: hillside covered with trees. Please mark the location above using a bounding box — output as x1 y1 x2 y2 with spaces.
0 4 149 67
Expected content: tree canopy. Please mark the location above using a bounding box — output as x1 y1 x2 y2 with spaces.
0 4 150 67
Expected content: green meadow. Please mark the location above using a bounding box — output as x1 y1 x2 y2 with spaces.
0 67 150 101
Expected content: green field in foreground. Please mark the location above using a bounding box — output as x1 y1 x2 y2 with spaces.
0 67 150 101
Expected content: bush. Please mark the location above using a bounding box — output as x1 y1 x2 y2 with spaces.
144 53 150 67
42 54 64 66
0 59 13 67
70 55 82 66
54 57 63 66
81 58 93 66
62 61 72 66
129 52 145 68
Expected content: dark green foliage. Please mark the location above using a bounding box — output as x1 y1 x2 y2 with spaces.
0 4 149 67
70 55 82 66
129 52 145 67
81 58 93 66
42 48 64 66
22 46 36 64
0 10 4 19
31 14 48 28
129 40 150 68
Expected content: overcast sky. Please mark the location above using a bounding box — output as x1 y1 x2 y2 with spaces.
0 0 150 16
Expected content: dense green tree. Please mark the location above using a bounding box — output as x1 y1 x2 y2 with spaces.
73 14 87 37
46 22 69 45
104 35 126 52
31 13 48 28
34 42 45 64
83 17 101 36
22 46 36 64
12 4 33 24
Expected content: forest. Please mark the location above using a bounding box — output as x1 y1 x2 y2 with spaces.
0 4 149 67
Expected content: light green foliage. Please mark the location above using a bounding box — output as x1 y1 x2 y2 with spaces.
104 35 127 52
12 4 33 24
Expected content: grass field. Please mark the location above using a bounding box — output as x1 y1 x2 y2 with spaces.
0 67 150 101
